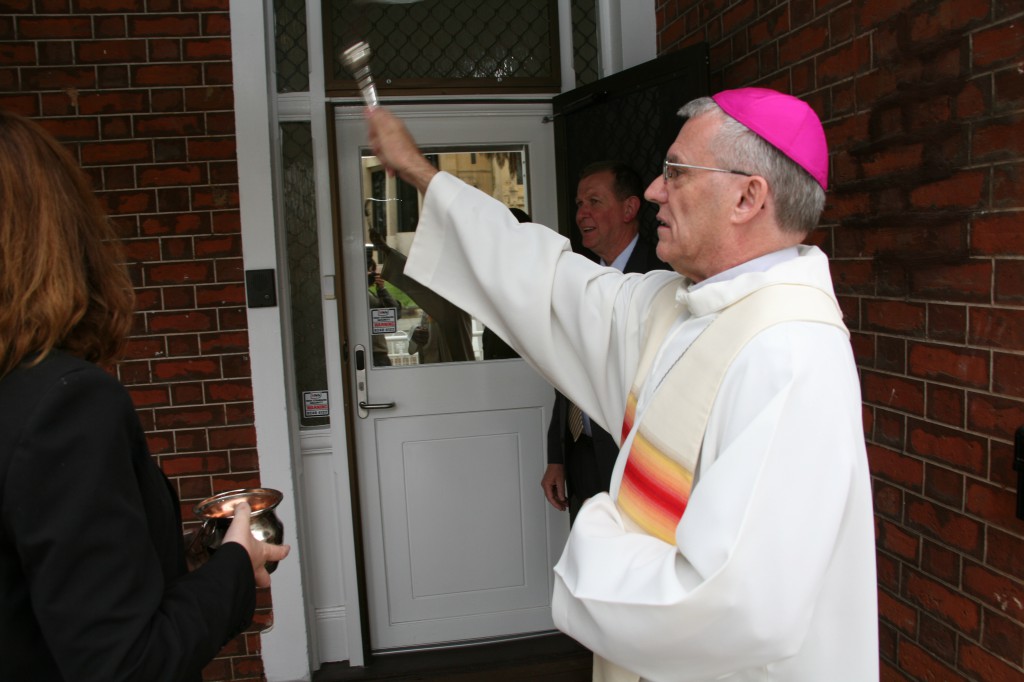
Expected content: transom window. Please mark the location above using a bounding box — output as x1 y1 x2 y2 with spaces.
323 0 561 96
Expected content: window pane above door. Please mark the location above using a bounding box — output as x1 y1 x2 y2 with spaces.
325 0 560 95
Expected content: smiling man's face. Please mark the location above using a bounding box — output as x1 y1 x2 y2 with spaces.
574 170 638 264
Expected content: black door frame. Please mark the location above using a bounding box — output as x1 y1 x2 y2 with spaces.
551 43 710 258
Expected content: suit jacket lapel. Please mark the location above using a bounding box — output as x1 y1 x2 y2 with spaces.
623 235 666 275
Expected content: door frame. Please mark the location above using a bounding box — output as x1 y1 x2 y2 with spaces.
330 100 563 661
233 1 660 675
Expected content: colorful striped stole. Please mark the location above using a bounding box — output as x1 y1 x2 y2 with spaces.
615 283 848 544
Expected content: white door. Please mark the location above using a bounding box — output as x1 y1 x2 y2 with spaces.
335 103 569 651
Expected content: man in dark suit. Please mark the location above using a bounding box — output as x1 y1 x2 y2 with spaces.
541 161 670 519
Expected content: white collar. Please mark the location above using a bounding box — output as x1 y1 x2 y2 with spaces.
689 246 801 291
675 246 834 317
602 233 639 272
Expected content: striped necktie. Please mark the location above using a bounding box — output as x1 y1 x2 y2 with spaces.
567 401 584 441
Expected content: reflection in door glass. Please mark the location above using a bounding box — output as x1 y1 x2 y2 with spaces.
362 148 528 367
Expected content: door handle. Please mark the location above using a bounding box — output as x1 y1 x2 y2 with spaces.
359 400 396 410
354 345 396 418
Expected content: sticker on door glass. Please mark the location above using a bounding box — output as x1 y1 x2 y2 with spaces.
370 307 398 335
303 390 329 418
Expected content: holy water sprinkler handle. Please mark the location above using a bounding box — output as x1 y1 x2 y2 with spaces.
341 41 379 109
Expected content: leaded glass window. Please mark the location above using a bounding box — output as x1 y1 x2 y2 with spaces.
275 0 311 93
281 122 328 426
571 0 599 86
324 0 560 95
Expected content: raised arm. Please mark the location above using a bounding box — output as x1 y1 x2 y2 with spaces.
366 107 438 192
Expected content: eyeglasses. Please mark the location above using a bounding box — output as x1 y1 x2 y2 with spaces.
663 159 752 183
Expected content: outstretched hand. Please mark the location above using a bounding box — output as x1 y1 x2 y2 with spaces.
224 501 291 588
365 107 438 192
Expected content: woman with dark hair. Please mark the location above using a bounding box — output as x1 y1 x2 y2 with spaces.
0 110 289 681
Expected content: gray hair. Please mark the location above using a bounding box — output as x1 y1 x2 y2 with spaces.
678 97 825 234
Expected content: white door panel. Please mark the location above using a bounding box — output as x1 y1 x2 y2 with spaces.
374 409 549 633
335 104 568 651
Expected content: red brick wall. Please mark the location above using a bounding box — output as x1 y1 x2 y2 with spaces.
659 1 1023 680
0 2 267 680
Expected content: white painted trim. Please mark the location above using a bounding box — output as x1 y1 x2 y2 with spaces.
305 0 367 668
617 0 657 70
277 92 312 120
230 4 311 681
557 0 576 92
314 606 352 663
597 0 623 76
597 0 657 76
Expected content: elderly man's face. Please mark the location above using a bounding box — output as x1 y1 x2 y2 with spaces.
575 170 636 263
644 113 746 282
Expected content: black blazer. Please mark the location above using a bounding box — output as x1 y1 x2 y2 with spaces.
546 234 670 500
0 351 255 682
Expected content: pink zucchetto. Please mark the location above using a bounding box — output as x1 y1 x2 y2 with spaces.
711 87 829 190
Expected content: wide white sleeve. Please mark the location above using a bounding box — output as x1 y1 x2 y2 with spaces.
552 323 867 681
404 171 678 437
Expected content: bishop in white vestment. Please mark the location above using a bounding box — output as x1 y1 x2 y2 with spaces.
365 87 879 682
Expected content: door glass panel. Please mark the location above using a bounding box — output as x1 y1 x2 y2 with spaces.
361 147 528 367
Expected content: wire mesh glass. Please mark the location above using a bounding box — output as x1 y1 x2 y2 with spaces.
281 122 329 427
325 0 560 94
562 88 669 243
556 46 711 249
571 0 599 86
274 0 310 93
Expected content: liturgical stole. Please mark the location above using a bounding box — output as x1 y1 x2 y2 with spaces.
598 283 848 682
617 283 849 545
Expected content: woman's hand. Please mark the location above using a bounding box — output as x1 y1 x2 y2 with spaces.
223 501 291 588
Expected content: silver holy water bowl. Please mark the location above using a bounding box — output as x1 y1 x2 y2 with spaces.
340 40 379 108
193 487 284 573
